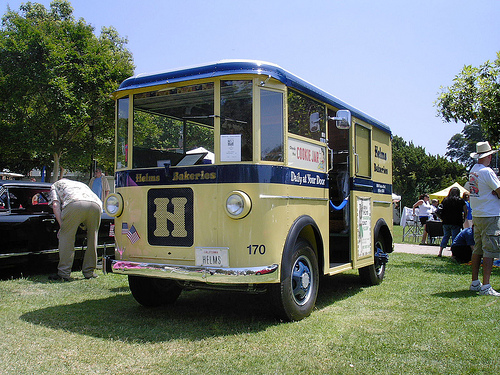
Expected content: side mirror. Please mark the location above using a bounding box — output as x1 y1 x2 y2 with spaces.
330 109 351 130
309 112 320 132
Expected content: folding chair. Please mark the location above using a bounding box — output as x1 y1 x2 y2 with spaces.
401 207 422 242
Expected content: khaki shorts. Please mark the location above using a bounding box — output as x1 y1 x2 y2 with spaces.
472 216 500 258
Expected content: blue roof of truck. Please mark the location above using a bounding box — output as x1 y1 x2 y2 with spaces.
118 60 391 134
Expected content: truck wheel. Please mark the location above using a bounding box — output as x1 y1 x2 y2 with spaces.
359 232 389 285
128 275 182 307
270 239 319 321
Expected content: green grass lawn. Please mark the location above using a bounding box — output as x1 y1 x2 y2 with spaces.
1 251 499 374
393 224 429 245
393 223 407 244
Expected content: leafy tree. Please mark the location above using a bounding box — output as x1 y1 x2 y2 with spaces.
445 123 485 169
134 112 214 154
392 135 467 208
0 1 134 180
436 51 500 145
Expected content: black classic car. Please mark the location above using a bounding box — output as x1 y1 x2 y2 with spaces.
0 181 115 268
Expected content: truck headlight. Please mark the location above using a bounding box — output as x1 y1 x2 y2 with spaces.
104 193 124 217
225 191 251 219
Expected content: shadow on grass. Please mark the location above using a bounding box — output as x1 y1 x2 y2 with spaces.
0 257 88 280
432 290 478 299
316 273 365 309
0 259 57 280
20 272 366 342
21 289 278 343
21 252 495 341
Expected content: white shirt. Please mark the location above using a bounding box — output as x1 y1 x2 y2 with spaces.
417 201 432 218
50 179 103 210
469 163 500 217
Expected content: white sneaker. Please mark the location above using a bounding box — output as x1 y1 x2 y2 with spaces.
479 286 500 296
470 282 482 292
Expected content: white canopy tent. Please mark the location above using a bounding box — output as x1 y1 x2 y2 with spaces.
392 193 402 225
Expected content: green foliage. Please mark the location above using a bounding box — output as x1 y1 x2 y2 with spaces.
445 123 485 169
392 135 466 208
0 1 134 178
436 51 500 145
133 112 182 150
134 111 214 154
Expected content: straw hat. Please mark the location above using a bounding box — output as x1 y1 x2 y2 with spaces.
470 141 498 159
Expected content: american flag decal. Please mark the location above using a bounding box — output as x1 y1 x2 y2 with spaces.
127 225 140 244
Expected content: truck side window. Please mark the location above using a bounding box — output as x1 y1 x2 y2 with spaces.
260 89 284 162
288 89 325 142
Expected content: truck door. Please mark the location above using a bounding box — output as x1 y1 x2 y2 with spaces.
353 123 374 267
327 109 350 265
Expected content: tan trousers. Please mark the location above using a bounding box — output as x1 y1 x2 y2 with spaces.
58 201 102 278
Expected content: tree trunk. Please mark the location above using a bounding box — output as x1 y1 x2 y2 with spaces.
52 153 61 182
58 167 65 180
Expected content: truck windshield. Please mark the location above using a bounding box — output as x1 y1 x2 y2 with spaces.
132 83 215 168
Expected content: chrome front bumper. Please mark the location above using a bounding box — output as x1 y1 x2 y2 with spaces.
111 260 279 284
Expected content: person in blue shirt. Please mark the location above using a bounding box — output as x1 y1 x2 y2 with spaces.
451 227 474 263
89 168 110 205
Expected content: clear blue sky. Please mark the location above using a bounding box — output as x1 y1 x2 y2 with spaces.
4 0 500 156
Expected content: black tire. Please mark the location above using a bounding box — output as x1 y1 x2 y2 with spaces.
128 275 182 307
269 239 319 321
359 232 388 285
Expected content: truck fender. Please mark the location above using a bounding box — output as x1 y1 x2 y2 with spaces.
374 218 393 253
281 215 323 281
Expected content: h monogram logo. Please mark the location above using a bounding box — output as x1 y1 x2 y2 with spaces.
148 188 193 247
153 197 188 238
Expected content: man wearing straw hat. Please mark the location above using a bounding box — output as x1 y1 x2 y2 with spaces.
468 141 500 296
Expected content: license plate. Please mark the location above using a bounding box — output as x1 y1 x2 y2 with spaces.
195 247 229 268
